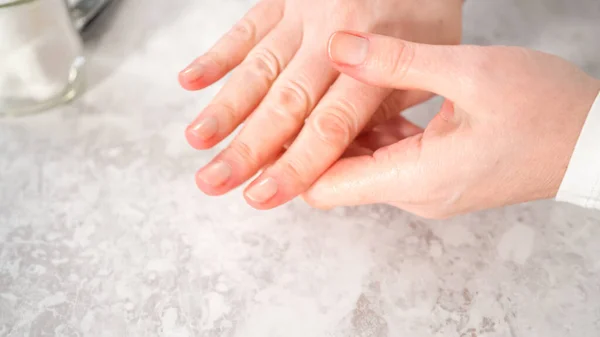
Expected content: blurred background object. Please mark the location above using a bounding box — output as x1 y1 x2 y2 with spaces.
68 0 112 31
0 0 110 116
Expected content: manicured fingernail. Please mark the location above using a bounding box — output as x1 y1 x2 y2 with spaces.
246 178 278 203
329 32 369 66
188 116 218 140
198 161 231 187
180 63 204 82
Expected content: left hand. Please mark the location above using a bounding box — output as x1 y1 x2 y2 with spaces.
179 0 463 209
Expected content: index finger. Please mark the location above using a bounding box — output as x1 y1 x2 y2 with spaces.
328 31 484 108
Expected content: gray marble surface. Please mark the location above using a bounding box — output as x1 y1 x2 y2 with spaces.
2 0 600 336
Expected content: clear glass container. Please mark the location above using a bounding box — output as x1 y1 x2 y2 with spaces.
0 0 85 116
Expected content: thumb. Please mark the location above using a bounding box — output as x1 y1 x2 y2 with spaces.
303 136 423 209
328 31 480 104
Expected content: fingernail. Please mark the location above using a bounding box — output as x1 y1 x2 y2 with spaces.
188 116 218 140
246 178 278 203
198 161 231 187
329 32 369 66
180 63 204 82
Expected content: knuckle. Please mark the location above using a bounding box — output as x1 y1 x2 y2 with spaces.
226 140 260 168
311 101 359 146
377 99 398 122
228 18 257 43
266 80 312 124
207 102 237 125
202 51 228 70
278 158 312 187
313 112 352 146
246 48 281 83
386 41 416 81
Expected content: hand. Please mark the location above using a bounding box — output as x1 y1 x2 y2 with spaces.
179 0 463 209
303 32 600 218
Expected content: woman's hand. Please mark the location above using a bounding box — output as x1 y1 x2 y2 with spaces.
179 0 463 209
303 32 600 218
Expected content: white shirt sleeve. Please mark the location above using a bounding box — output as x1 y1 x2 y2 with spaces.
556 91 600 209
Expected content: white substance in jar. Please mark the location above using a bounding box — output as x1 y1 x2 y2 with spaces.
0 0 83 105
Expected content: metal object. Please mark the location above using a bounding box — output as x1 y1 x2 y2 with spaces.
68 0 112 31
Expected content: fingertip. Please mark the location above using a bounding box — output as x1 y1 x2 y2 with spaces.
185 114 221 149
178 62 204 89
194 159 237 197
243 192 282 210
327 32 340 62
178 61 224 91
243 195 278 210
178 76 200 91
185 125 216 150
244 177 279 206
194 170 221 196
243 172 304 210
178 77 213 91
327 31 370 66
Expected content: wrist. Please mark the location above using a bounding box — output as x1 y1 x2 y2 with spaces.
555 87 600 207
553 79 600 198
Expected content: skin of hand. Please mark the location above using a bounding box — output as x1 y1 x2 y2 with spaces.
302 32 600 219
178 0 463 209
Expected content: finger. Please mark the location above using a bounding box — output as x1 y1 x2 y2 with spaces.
303 135 424 209
365 90 433 130
195 48 338 195
243 77 390 208
262 149 285 171
185 22 301 149
178 0 284 90
328 31 483 105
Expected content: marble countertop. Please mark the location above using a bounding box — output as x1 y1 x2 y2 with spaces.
2 0 600 336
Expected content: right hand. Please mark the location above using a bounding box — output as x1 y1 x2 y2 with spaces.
303 32 600 218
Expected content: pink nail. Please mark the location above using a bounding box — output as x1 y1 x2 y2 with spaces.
188 116 218 140
180 63 205 82
198 161 231 187
246 178 278 203
328 32 369 66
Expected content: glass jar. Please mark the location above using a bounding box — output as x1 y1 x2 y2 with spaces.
0 0 85 116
